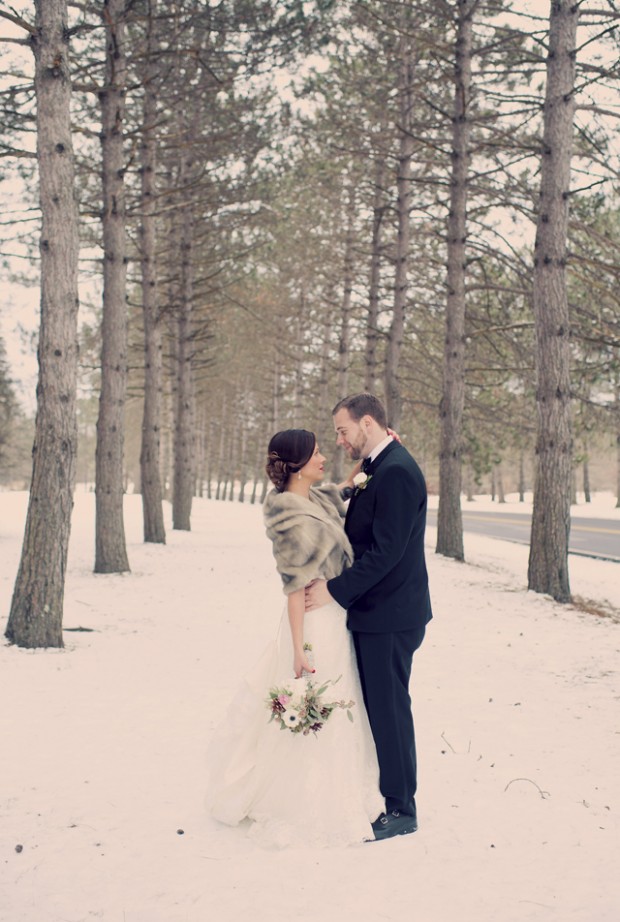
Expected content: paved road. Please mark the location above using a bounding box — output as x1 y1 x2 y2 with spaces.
426 508 620 562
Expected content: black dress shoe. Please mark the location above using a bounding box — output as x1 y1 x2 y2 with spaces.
368 810 418 842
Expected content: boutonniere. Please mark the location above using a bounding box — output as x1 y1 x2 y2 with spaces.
352 471 372 494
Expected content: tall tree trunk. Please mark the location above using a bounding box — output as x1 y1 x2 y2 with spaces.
615 376 620 508
226 426 237 501
161 370 173 501
172 202 195 530
290 287 305 424
215 397 226 501
518 450 526 502
139 0 165 544
497 462 505 503
205 418 214 499
271 360 280 433
365 150 386 393
385 32 414 430
250 439 262 504
436 0 474 561
333 184 356 482
238 419 248 503
263 364 279 500
95 0 130 573
464 466 474 502
316 309 333 452
6 0 80 648
582 446 591 503
527 1 578 603
194 404 206 498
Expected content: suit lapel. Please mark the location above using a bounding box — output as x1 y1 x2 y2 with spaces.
345 441 399 531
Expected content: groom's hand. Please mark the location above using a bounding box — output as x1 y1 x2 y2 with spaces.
304 579 331 611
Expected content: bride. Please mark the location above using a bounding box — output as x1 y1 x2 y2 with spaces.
205 428 384 847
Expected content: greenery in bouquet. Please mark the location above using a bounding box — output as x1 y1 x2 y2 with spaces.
267 674 355 736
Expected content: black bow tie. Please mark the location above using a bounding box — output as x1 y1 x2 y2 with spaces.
361 457 372 475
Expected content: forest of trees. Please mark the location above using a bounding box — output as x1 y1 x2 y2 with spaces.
1 0 619 645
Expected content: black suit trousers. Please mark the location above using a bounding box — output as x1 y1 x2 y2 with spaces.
352 624 426 816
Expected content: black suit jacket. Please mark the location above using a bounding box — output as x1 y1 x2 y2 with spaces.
327 440 433 633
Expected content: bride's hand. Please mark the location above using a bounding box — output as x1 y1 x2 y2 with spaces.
293 650 315 679
341 459 362 490
336 460 362 493
387 427 401 443
350 459 363 479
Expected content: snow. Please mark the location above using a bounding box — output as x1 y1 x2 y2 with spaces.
1 490 619 922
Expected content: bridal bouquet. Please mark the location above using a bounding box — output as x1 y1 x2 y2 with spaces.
267 675 355 737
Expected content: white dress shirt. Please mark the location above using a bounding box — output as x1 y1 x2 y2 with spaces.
367 435 393 465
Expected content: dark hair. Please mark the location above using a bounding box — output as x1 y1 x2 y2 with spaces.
266 429 316 492
332 393 388 428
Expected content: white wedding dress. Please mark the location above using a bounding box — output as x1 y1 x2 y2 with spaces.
205 598 384 848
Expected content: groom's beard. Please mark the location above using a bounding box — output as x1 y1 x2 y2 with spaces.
347 432 368 461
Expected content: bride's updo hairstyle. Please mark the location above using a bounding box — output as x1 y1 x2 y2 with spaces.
266 429 316 493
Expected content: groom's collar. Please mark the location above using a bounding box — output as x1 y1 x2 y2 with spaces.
367 434 393 465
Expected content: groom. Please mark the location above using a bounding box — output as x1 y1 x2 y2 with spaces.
305 393 432 841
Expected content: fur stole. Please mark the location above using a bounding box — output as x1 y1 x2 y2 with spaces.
263 484 354 595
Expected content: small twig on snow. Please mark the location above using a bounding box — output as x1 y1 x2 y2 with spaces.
441 731 456 753
504 777 550 799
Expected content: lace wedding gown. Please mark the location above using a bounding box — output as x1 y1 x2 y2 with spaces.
205 598 384 848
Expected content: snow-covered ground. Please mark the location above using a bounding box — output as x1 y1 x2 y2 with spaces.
1 490 619 922
428 488 620 520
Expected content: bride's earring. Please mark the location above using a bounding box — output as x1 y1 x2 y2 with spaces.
298 472 302 480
